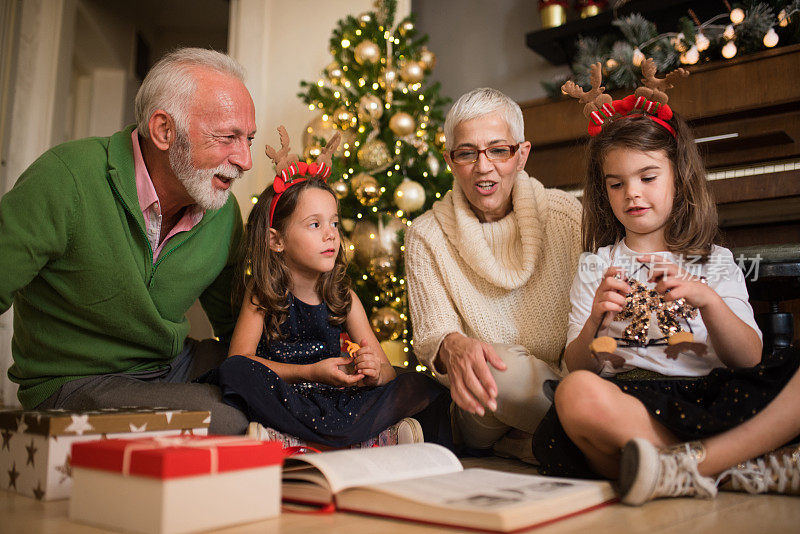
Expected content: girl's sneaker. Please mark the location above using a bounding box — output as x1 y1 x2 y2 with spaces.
619 438 717 505
717 444 800 495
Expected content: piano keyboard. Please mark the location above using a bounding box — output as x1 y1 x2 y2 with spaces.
565 158 800 197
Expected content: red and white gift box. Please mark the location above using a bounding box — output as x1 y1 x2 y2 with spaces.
0 407 210 501
69 435 284 534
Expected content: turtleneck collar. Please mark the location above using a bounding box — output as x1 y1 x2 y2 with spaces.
432 172 548 290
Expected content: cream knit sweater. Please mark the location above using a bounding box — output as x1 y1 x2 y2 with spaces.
405 172 582 383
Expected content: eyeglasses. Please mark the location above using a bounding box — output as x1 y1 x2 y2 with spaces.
448 144 520 165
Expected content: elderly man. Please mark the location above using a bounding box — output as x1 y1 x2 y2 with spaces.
405 88 582 461
0 48 255 434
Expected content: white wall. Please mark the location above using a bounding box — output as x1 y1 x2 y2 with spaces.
228 0 411 217
412 0 569 105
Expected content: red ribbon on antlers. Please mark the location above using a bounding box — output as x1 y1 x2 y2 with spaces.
269 161 333 226
265 125 340 227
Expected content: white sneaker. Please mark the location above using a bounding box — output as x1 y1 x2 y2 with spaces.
619 438 718 505
364 417 423 446
718 444 800 495
246 419 423 449
246 422 305 448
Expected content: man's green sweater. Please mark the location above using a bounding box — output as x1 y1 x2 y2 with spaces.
0 126 242 408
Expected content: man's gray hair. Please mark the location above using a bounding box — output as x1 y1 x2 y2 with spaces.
135 48 246 138
443 88 525 150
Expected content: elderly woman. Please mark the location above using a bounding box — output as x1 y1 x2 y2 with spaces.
405 88 582 460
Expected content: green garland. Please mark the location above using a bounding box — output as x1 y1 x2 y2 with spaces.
544 0 800 97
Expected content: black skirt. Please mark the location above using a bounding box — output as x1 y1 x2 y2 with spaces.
532 346 800 478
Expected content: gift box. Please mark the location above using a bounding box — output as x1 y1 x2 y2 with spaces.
69 435 284 534
0 407 209 500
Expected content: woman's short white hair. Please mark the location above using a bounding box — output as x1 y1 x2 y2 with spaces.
135 48 246 138
443 88 525 150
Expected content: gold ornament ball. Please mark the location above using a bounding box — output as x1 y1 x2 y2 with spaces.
354 174 381 206
303 144 322 160
336 129 357 158
302 114 337 150
434 129 446 148
330 179 349 199
351 220 383 266
334 107 356 129
394 179 426 212
357 94 384 122
400 61 425 83
378 214 405 259
326 62 344 84
389 112 416 136
380 340 406 367
379 67 399 90
419 47 437 70
370 307 403 341
427 152 441 176
367 255 396 290
398 20 415 37
354 40 381 65
357 139 391 170
358 12 372 26
342 236 355 263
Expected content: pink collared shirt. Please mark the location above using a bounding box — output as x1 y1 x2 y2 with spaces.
132 129 204 262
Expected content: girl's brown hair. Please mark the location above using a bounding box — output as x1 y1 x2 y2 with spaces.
236 179 352 341
582 113 718 260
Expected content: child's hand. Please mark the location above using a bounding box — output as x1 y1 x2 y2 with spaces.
310 356 364 387
352 339 384 387
590 267 632 327
639 255 715 309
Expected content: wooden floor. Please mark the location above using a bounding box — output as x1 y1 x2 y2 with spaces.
1 456 798 533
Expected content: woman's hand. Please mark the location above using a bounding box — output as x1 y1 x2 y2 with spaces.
437 333 506 416
310 356 364 387
639 255 715 309
589 266 632 328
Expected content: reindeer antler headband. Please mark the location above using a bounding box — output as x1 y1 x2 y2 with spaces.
562 59 688 137
264 126 341 226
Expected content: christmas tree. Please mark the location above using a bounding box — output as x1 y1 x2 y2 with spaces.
297 0 452 371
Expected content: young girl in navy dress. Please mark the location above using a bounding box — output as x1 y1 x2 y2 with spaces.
532 61 799 497
207 127 450 448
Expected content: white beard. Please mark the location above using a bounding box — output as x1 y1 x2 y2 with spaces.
168 131 242 211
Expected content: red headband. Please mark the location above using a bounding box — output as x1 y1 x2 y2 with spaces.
586 94 676 137
269 161 332 227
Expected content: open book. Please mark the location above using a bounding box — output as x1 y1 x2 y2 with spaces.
283 443 617 532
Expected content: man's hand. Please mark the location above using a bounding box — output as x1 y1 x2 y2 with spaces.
437 333 507 416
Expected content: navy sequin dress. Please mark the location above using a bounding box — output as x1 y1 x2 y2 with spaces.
203 294 451 448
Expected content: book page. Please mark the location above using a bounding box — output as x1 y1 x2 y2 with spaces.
284 443 462 494
362 468 612 510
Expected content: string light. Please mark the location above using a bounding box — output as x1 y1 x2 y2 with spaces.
341 39 351 48
723 24 735 40
695 32 710 51
250 195 259 204
722 40 737 58
684 45 699 65
632 48 645 66
730 7 745 25
763 27 779 47
778 9 790 27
